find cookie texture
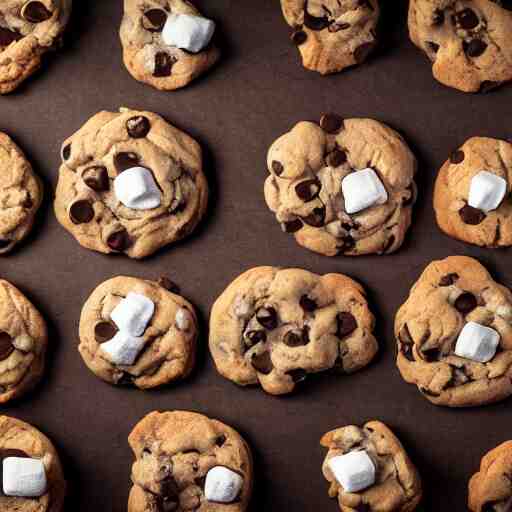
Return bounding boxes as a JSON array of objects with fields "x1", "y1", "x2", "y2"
[
  {"x1": 469, "y1": 441, "x2": 512, "y2": 512},
  {"x1": 209, "y1": 266, "x2": 378, "y2": 395},
  {"x1": 54, "y1": 108, "x2": 208, "y2": 259},
  {"x1": 79, "y1": 276, "x2": 198, "y2": 389},
  {"x1": 264, "y1": 116, "x2": 417, "y2": 256},
  {"x1": 395, "y1": 256, "x2": 512, "y2": 407},
  {"x1": 434, "y1": 137, "x2": 512, "y2": 248},
  {"x1": 120, "y1": 0, "x2": 220, "y2": 91},
  {"x1": 281, "y1": 0, "x2": 379, "y2": 74},
  {"x1": 0, "y1": 132, "x2": 43, "y2": 254},
  {"x1": 128, "y1": 411, "x2": 253, "y2": 512},
  {"x1": 321, "y1": 421, "x2": 422, "y2": 512},
  {"x1": 409, "y1": 0, "x2": 512, "y2": 93},
  {"x1": 0, "y1": 416, "x2": 65, "y2": 512}
]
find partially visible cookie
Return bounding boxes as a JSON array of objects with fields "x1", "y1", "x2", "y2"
[
  {"x1": 281, "y1": 0, "x2": 379, "y2": 74},
  {"x1": 128, "y1": 411, "x2": 253, "y2": 512},
  {"x1": 321, "y1": 420, "x2": 422, "y2": 512}
]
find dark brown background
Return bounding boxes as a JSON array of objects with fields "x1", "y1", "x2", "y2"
[{"x1": 2, "y1": 1, "x2": 512, "y2": 510}]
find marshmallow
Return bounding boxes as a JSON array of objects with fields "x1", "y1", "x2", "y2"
[
  {"x1": 110, "y1": 292, "x2": 155, "y2": 336},
  {"x1": 204, "y1": 466, "x2": 244, "y2": 503},
  {"x1": 342, "y1": 168, "x2": 388, "y2": 214},
  {"x1": 100, "y1": 330, "x2": 145, "y2": 366},
  {"x1": 328, "y1": 450, "x2": 376, "y2": 493},
  {"x1": 175, "y1": 308, "x2": 191, "y2": 331},
  {"x1": 113, "y1": 167, "x2": 161, "y2": 210},
  {"x1": 3, "y1": 457, "x2": 47, "y2": 497},
  {"x1": 468, "y1": 171, "x2": 507, "y2": 213},
  {"x1": 455, "y1": 321, "x2": 500, "y2": 363},
  {"x1": 162, "y1": 13, "x2": 215, "y2": 53}
]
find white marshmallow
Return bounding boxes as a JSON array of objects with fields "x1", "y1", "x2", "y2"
[
  {"x1": 175, "y1": 308, "x2": 191, "y2": 331},
  {"x1": 455, "y1": 321, "x2": 500, "y2": 363},
  {"x1": 3, "y1": 457, "x2": 47, "y2": 497},
  {"x1": 328, "y1": 450, "x2": 376, "y2": 493},
  {"x1": 110, "y1": 292, "x2": 155, "y2": 337},
  {"x1": 342, "y1": 168, "x2": 388, "y2": 214},
  {"x1": 468, "y1": 171, "x2": 507, "y2": 213},
  {"x1": 113, "y1": 167, "x2": 161, "y2": 210},
  {"x1": 100, "y1": 331, "x2": 145, "y2": 366},
  {"x1": 162, "y1": 13, "x2": 215, "y2": 53},
  {"x1": 204, "y1": 466, "x2": 244, "y2": 504}
]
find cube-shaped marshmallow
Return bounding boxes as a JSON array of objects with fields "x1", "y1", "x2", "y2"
[
  {"x1": 110, "y1": 292, "x2": 155, "y2": 337},
  {"x1": 100, "y1": 331, "x2": 145, "y2": 366},
  {"x1": 204, "y1": 466, "x2": 244, "y2": 503},
  {"x1": 455, "y1": 321, "x2": 500, "y2": 363},
  {"x1": 468, "y1": 171, "x2": 507, "y2": 213},
  {"x1": 328, "y1": 450, "x2": 376, "y2": 493},
  {"x1": 342, "y1": 168, "x2": 388, "y2": 214},
  {"x1": 162, "y1": 13, "x2": 215, "y2": 54},
  {"x1": 114, "y1": 167, "x2": 161, "y2": 210},
  {"x1": 3, "y1": 457, "x2": 47, "y2": 497}
]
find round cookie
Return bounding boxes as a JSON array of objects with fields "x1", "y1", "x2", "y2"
[
  {"x1": 128, "y1": 411, "x2": 253, "y2": 512},
  {"x1": 321, "y1": 420, "x2": 422, "y2": 512},
  {"x1": 264, "y1": 115, "x2": 417, "y2": 256},
  {"x1": 0, "y1": 0, "x2": 71, "y2": 94},
  {"x1": 54, "y1": 108, "x2": 209, "y2": 259},
  {"x1": 79, "y1": 276, "x2": 198, "y2": 389},
  {"x1": 395, "y1": 256, "x2": 512, "y2": 407},
  {"x1": 120, "y1": 0, "x2": 220, "y2": 91},
  {"x1": 0, "y1": 416, "x2": 65, "y2": 512},
  {"x1": 434, "y1": 137, "x2": 512, "y2": 248},
  {"x1": 408, "y1": 0, "x2": 512, "y2": 93},
  {"x1": 209, "y1": 266, "x2": 378, "y2": 395},
  {"x1": 0, "y1": 132, "x2": 43, "y2": 254},
  {"x1": 281, "y1": 0, "x2": 379, "y2": 75},
  {"x1": 469, "y1": 441, "x2": 512, "y2": 512}
]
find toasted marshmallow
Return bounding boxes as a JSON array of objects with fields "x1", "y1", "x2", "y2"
[
  {"x1": 100, "y1": 331, "x2": 145, "y2": 366},
  {"x1": 204, "y1": 466, "x2": 244, "y2": 503},
  {"x1": 328, "y1": 450, "x2": 376, "y2": 493},
  {"x1": 110, "y1": 292, "x2": 155, "y2": 337},
  {"x1": 468, "y1": 171, "x2": 507, "y2": 213},
  {"x1": 3, "y1": 457, "x2": 47, "y2": 497},
  {"x1": 455, "y1": 321, "x2": 500, "y2": 363},
  {"x1": 162, "y1": 13, "x2": 215, "y2": 53},
  {"x1": 342, "y1": 168, "x2": 388, "y2": 214},
  {"x1": 114, "y1": 167, "x2": 161, "y2": 210}
]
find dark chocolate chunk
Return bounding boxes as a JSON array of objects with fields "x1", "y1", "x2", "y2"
[
  {"x1": 399, "y1": 324, "x2": 415, "y2": 361},
  {"x1": 245, "y1": 330, "x2": 267, "y2": 346},
  {"x1": 303, "y1": 7, "x2": 330, "y2": 31},
  {"x1": 83, "y1": 166, "x2": 109, "y2": 192},
  {"x1": 22, "y1": 1, "x2": 52, "y2": 23},
  {"x1": 154, "y1": 52, "x2": 176, "y2": 77},
  {"x1": 341, "y1": 235, "x2": 356, "y2": 252},
  {"x1": 283, "y1": 328, "x2": 310, "y2": 347},
  {"x1": 454, "y1": 8, "x2": 479, "y2": 29},
  {"x1": 215, "y1": 434, "x2": 226, "y2": 447},
  {"x1": 126, "y1": 116, "x2": 151, "y2": 138},
  {"x1": 161, "y1": 475, "x2": 179, "y2": 500},
  {"x1": 251, "y1": 351, "x2": 273, "y2": 374},
  {"x1": 62, "y1": 144, "x2": 71, "y2": 161},
  {"x1": 299, "y1": 295, "x2": 317, "y2": 312},
  {"x1": 114, "y1": 152, "x2": 139, "y2": 173},
  {"x1": 256, "y1": 307, "x2": 278, "y2": 330},
  {"x1": 459, "y1": 205, "x2": 486, "y2": 225},
  {"x1": 421, "y1": 347, "x2": 440, "y2": 362},
  {"x1": 420, "y1": 387, "x2": 440, "y2": 397},
  {"x1": 0, "y1": 27, "x2": 21, "y2": 46},
  {"x1": 454, "y1": 292, "x2": 478, "y2": 315},
  {"x1": 439, "y1": 273, "x2": 459, "y2": 286},
  {"x1": 157, "y1": 277, "x2": 180, "y2": 294},
  {"x1": 272, "y1": 160, "x2": 284, "y2": 176},
  {"x1": 320, "y1": 114, "x2": 344, "y2": 134},
  {"x1": 464, "y1": 39, "x2": 487, "y2": 58},
  {"x1": 107, "y1": 229, "x2": 130, "y2": 252},
  {"x1": 336, "y1": 312, "x2": 357, "y2": 338},
  {"x1": 450, "y1": 150, "x2": 464, "y2": 164},
  {"x1": 295, "y1": 179, "x2": 321, "y2": 202},
  {"x1": 427, "y1": 41, "x2": 440, "y2": 53},
  {"x1": 480, "y1": 81, "x2": 499, "y2": 93},
  {"x1": 69, "y1": 200, "x2": 94, "y2": 224},
  {"x1": 284, "y1": 219, "x2": 303, "y2": 233},
  {"x1": 302, "y1": 206, "x2": 326, "y2": 227},
  {"x1": 433, "y1": 8, "x2": 445, "y2": 25},
  {"x1": 94, "y1": 321, "x2": 118, "y2": 343},
  {"x1": 291, "y1": 29, "x2": 307, "y2": 45},
  {"x1": 326, "y1": 149, "x2": 347, "y2": 167},
  {"x1": 0, "y1": 332, "x2": 14, "y2": 361},
  {"x1": 144, "y1": 9, "x2": 167, "y2": 32},
  {"x1": 287, "y1": 368, "x2": 307, "y2": 383},
  {"x1": 329, "y1": 22, "x2": 350, "y2": 32}
]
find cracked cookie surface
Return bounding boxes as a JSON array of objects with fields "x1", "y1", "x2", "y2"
[
  {"x1": 209, "y1": 266, "x2": 378, "y2": 395},
  {"x1": 264, "y1": 116, "x2": 417, "y2": 256},
  {"x1": 128, "y1": 410, "x2": 253, "y2": 512},
  {"x1": 54, "y1": 108, "x2": 208, "y2": 259},
  {"x1": 281, "y1": 0, "x2": 379, "y2": 74},
  {"x1": 395, "y1": 256, "x2": 512, "y2": 407}
]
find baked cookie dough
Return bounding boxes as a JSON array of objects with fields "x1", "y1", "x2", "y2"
[
  {"x1": 434, "y1": 137, "x2": 512, "y2": 248},
  {"x1": 469, "y1": 441, "x2": 512, "y2": 512},
  {"x1": 209, "y1": 266, "x2": 378, "y2": 395},
  {"x1": 54, "y1": 108, "x2": 209, "y2": 259},
  {"x1": 128, "y1": 411, "x2": 253, "y2": 512},
  {"x1": 0, "y1": 132, "x2": 43, "y2": 254},
  {"x1": 321, "y1": 421, "x2": 422, "y2": 512},
  {"x1": 0, "y1": 416, "x2": 65, "y2": 512},
  {"x1": 409, "y1": 0, "x2": 512, "y2": 93},
  {"x1": 281, "y1": 0, "x2": 379, "y2": 74},
  {"x1": 79, "y1": 276, "x2": 198, "y2": 389},
  {"x1": 264, "y1": 115, "x2": 417, "y2": 256},
  {"x1": 120, "y1": 0, "x2": 220, "y2": 91},
  {"x1": 0, "y1": 0, "x2": 71, "y2": 94},
  {"x1": 395, "y1": 256, "x2": 512, "y2": 407}
]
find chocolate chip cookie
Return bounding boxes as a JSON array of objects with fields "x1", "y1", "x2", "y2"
[
  {"x1": 395, "y1": 256, "x2": 512, "y2": 407},
  {"x1": 79, "y1": 276, "x2": 198, "y2": 389},
  {"x1": 209, "y1": 266, "x2": 378, "y2": 395},
  {"x1": 120, "y1": 0, "x2": 220, "y2": 91},
  {"x1": 434, "y1": 137, "x2": 512, "y2": 248},
  {"x1": 128, "y1": 411, "x2": 253, "y2": 511},
  {"x1": 281, "y1": 0, "x2": 379, "y2": 74},
  {"x1": 0, "y1": 132, "x2": 43, "y2": 254},
  {"x1": 264, "y1": 115, "x2": 417, "y2": 256},
  {"x1": 469, "y1": 441, "x2": 512, "y2": 512},
  {"x1": 409, "y1": 0, "x2": 512, "y2": 93},
  {"x1": 321, "y1": 420, "x2": 422, "y2": 512},
  {"x1": 54, "y1": 108, "x2": 209, "y2": 259}
]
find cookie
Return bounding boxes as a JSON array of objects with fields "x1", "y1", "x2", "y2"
[
  {"x1": 79, "y1": 276, "x2": 198, "y2": 389},
  {"x1": 120, "y1": 0, "x2": 220, "y2": 91},
  {"x1": 321, "y1": 420, "x2": 422, "y2": 512},
  {"x1": 281, "y1": 0, "x2": 379, "y2": 75},
  {"x1": 0, "y1": 132, "x2": 43, "y2": 254},
  {"x1": 408, "y1": 0, "x2": 512, "y2": 93},
  {"x1": 395, "y1": 256, "x2": 512, "y2": 407},
  {"x1": 128, "y1": 411, "x2": 253, "y2": 511},
  {"x1": 264, "y1": 115, "x2": 417, "y2": 256},
  {"x1": 0, "y1": 416, "x2": 65, "y2": 512},
  {"x1": 54, "y1": 108, "x2": 209, "y2": 259},
  {"x1": 0, "y1": 0, "x2": 71, "y2": 94},
  {"x1": 434, "y1": 137, "x2": 512, "y2": 248},
  {"x1": 469, "y1": 441, "x2": 512, "y2": 512},
  {"x1": 209, "y1": 266, "x2": 378, "y2": 395}
]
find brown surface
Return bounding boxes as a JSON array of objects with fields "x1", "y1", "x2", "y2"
[{"x1": 1, "y1": 1, "x2": 511, "y2": 510}]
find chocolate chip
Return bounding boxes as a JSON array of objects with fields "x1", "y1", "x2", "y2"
[
  {"x1": 215, "y1": 435, "x2": 226, "y2": 447},
  {"x1": 421, "y1": 347, "x2": 440, "y2": 362},
  {"x1": 326, "y1": 149, "x2": 347, "y2": 167},
  {"x1": 420, "y1": 387, "x2": 440, "y2": 397},
  {"x1": 284, "y1": 219, "x2": 303, "y2": 233},
  {"x1": 114, "y1": 152, "x2": 139, "y2": 173},
  {"x1": 295, "y1": 179, "x2": 321, "y2": 202},
  {"x1": 245, "y1": 330, "x2": 267, "y2": 346},
  {"x1": 302, "y1": 206, "x2": 326, "y2": 227},
  {"x1": 161, "y1": 476, "x2": 179, "y2": 500},
  {"x1": 464, "y1": 39, "x2": 487, "y2": 58},
  {"x1": 117, "y1": 372, "x2": 134, "y2": 385},
  {"x1": 382, "y1": 234, "x2": 395, "y2": 253},
  {"x1": 427, "y1": 41, "x2": 440, "y2": 53},
  {"x1": 402, "y1": 184, "x2": 415, "y2": 206},
  {"x1": 251, "y1": 351, "x2": 273, "y2": 374},
  {"x1": 341, "y1": 235, "x2": 356, "y2": 252},
  {"x1": 454, "y1": 292, "x2": 477, "y2": 315},
  {"x1": 256, "y1": 307, "x2": 278, "y2": 330},
  {"x1": 0, "y1": 332, "x2": 14, "y2": 361},
  {"x1": 126, "y1": 116, "x2": 150, "y2": 138},
  {"x1": 329, "y1": 22, "x2": 350, "y2": 32},
  {"x1": 303, "y1": 9, "x2": 330, "y2": 31},
  {"x1": 144, "y1": 9, "x2": 167, "y2": 32},
  {"x1": 354, "y1": 42, "x2": 375, "y2": 64},
  {"x1": 154, "y1": 52, "x2": 176, "y2": 77},
  {"x1": 330, "y1": 356, "x2": 345, "y2": 374},
  {"x1": 300, "y1": 295, "x2": 317, "y2": 312},
  {"x1": 272, "y1": 160, "x2": 284, "y2": 176},
  {"x1": 399, "y1": 324, "x2": 415, "y2": 361},
  {"x1": 0, "y1": 449, "x2": 29, "y2": 460},
  {"x1": 107, "y1": 229, "x2": 130, "y2": 252},
  {"x1": 0, "y1": 27, "x2": 21, "y2": 46},
  {"x1": 320, "y1": 114, "x2": 344, "y2": 134},
  {"x1": 291, "y1": 29, "x2": 307, "y2": 45},
  {"x1": 83, "y1": 166, "x2": 109, "y2": 192},
  {"x1": 69, "y1": 200, "x2": 94, "y2": 224},
  {"x1": 480, "y1": 81, "x2": 499, "y2": 93},
  {"x1": 22, "y1": 1, "x2": 52, "y2": 23},
  {"x1": 283, "y1": 328, "x2": 309, "y2": 347},
  {"x1": 439, "y1": 273, "x2": 459, "y2": 286},
  {"x1": 459, "y1": 205, "x2": 486, "y2": 225},
  {"x1": 157, "y1": 277, "x2": 180, "y2": 294},
  {"x1": 336, "y1": 312, "x2": 357, "y2": 338},
  {"x1": 287, "y1": 368, "x2": 307, "y2": 383},
  {"x1": 433, "y1": 8, "x2": 445, "y2": 25},
  {"x1": 455, "y1": 8, "x2": 479, "y2": 29},
  {"x1": 94, "y1": 321, "x2": 118, "y2": 343},
  {"x1": 62, "y1": 144, "x2": 71, "y2": 161},
  {"x1": 450, "y1": 150, "x2": 464, "y2": 164}
]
